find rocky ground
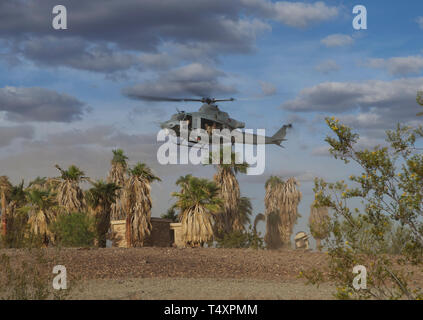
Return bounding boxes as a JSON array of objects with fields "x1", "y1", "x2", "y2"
[{"x1": 0, "y1": 247, "x2": 421, "y2": 299}]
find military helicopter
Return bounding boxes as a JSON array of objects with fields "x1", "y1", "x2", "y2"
[{"x1": 144, "y1": 96, "x2": 292, "y2": 147}]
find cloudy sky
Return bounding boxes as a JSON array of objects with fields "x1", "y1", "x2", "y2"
[{"x1": 1, "y1": 0, "x2": 423, "y2": 236}]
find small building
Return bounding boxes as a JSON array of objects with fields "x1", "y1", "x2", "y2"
[{"x1": 110, "y1": 218, "x2": 184, "y2": 248}]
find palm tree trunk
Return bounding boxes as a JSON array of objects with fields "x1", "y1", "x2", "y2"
[
  {"x1": 1, "y1": 191, "x2": 7, "y2": 237},
  {"x1": 126, "y1": 213, "x2": 132, "y2": 248},
  {"x1": 316, "y1": 238, "x2": 321, "y2": 251}
]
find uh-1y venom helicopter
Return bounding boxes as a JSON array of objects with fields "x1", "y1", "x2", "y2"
[{"x1": 145, "y1": 96, "x2": 292, "y2": 147}]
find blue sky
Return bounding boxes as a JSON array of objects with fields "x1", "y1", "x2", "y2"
[{"x1": 1, "y1": 0, "x2": 423, "y2": 239}]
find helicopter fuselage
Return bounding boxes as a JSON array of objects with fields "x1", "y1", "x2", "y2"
[
  {"x1": 160, "y1": 103, "x2": 245, "y2": 132},
  {"x1": 159, "y1": 101, "x2": 291, "y2": 147}
]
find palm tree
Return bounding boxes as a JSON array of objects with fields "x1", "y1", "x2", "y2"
[
  {"x1": 175, "y1": 174, "x2": 193, "y2": 194},
  {"x1": 161, "y1": 207, "x2": 179, "y2": 222},
  {"x1": 27, "y1": 177, "x2": 48, "y2": 190},
  {"x1": 264, "y1": 176, "x2": 302, "y2": 248},
  {"x1": 172, "y1": 176, "x2": 222, "y2": 247},
  {"x1": 24, "y1": 189, "x2": 57, "y2": 246},
  {"x1": 54, "y1": 165, "x2": 87, "y2": 214},
  {"x1": 108, "y1": 149, "x2": 128, "y2": 220},
  {"x1": 264, "y1": 176, "x2": 283, "y2": 249},
  {"x1": 86, "y1": 180, "x2": 119, "y2": 247},
  {"x1": 237, "y1": 196, "x2": 253, "y2": 228},
  {"x1": 279, "y1": 177, "x2": 302, "y2": 247},
  {"x1": 309, "y1": 204, "x2": 330, "y2": 250},
  {"x1": 0, "y1": 176, "x2": 12, "y2": 237},
  {"x1": 6, "y1": 180, "x2": 26, "y2": 218},
  {"x1": 169, "y1": 174, "x2": 194, "y2": 222},
  {"x1": 207, "y1": 149, "x2": 248, "y2": 236},
  {"x1": 124, "y1": 163, "x2": 160, "y2": 247},
  {"x1": 265, "y1": 211, "x2": 284, "y2": 249}
]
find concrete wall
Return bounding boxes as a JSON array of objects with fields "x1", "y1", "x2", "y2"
[
  {"x1": 110, "y1": 220, "x2": 127, "y2": 248},
  {"x1": 170, "y1": 223, "x2": 184, "y2": 248},
  {"x1": 111, "y1": 218, "x2": 183, "y2": 248}
]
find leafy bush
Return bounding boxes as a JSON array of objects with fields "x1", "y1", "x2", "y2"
[
  {"x1": 216, "y1": 226, "x2": 264, "y2": 249},
  {"x1": 51, "y1": 212, "x2": 95, "y2": 247},
  {"x1": 336, "y1": 215, "x2": 413, "y2": 255},
  {"x1": 306, "y1": 117, "x2": 423, "y2": 299}
]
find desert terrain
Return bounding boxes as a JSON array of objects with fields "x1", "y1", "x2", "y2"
[{"x1": 1, "y1": 247, "x2": 422, "y2": 300}]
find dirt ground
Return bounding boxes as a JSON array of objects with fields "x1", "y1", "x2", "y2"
[{"x1": 0, "y1": 247, "x2": 420, "y2": 299}]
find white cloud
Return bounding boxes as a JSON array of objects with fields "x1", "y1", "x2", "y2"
[
  {"x1": 0, "y1": 86, "x2": 86, "y2": 122},
  {"x1": 259, "y1": 81, "x2": 277, "y2": 96},
  {"x1": 315, "y1": 59, "x2": 340, "y2": 74},
  {"x1": 272, "y1": 1, "x2": 338, "y2": 28},
  {"x1": 123, "y1": 63, "x2": 236, "y2": 99},
  {"x1": 366, "y1": 55, "x2": 423, "y2": 76},
  {"x1": 281, "y1": 78, "x2": 423, "y2": 134},
  {"x1": 321, "y1": 34, "x2": 354, "y2": 47},
  {"x1": 416, "y1": 16, "x2": 423, "y2": 29},
  {"x1": 242, "y1": 0, "x2": 339, "y2": 28}
]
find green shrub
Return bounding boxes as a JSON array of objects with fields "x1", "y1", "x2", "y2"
[
  {"x1": 51, "y1": 212, "x2": 95, "y2": 247},
  {"x1": 216, "y1": 226, "x2": 264, "y2": 249}
]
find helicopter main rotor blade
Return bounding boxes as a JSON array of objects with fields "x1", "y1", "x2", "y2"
[
  {"x1": 126, "y1": 95, "x2": 235, "y2": 103},
  {"x1": 213, "y1": 98, "x2": 235, "y2": 102},
  {"x1": 127, "y1": 95, "x2": 204, "y2": 102}
]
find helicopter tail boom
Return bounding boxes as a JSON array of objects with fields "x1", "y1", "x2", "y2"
[{"x1": 270, "y1": 123, "x2": 292, "y2": 146}]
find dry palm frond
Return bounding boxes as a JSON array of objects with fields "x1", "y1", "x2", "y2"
[
  {"x1": 123, "y1": 163, "x2": 160, "y2": 247},
  {"x1": 108, "y1": 162, "x2": 127, "y2": 220},
  {"x1": 27, "y1": 177, "x2": 47, "y2": 190},
  {"x1": 180, "y1": 205, "x2": 214, "y2": 246},
  {"x1": 86, "y1": 180, "x2": 119, "y2": 247},
  {"x1": 264, "y1": 176, "x2": 302, "y2": 248},
  {"x1": 124, "y1": 176, "x2": 152, "y2": 247},
  {"x1": 209, "y1": 149, "x2": 248, "y2": 236},
  {"x1": 309, "y1": 204, "x2": 330, "y2": 249},
  {"x1": 213, "y1": 166, "x2": 240, "y2": 234},
  {"x1": 278, "y1": 177, "x2": 302, "y2": 246},
  {"x1": 234, "y1": 196, "x2": 252, "y2": 231},
  {"x1": 24, "y1": 189, "x2": 57, "y2": 245},
  {"x1": 27, "y1": 209, "x2": 55, "y2": 242},
  {"x1": 0, "y1": 176, "x2": 12, "y2": 206},
  {"x1": 172, "y1": 176, "x2": 221, "y2": 247},
  {"x1": 5, "y1": 180, "x2": 26, "y2": 218},
  {"x1": 55, "y1": 165, "x2": 87, "y2": 214},
  {"x1": 0, "y1": 176, "x2": 13, "y2": 236},
  {"x1": 56, "y1": 180, "x2": 86, "y2": 213},
  {"x1": 264, "y1": 176, "x2": 282, "y2": 217},
  {"x1": 264, "y1": 176, "x2": 283, "y2": 249}
]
